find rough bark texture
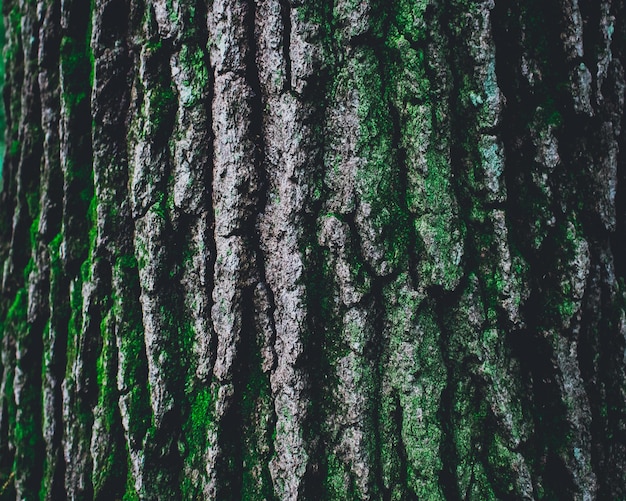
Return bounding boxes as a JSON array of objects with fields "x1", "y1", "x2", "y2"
[{"x1": 1, "y1": 0, "x2": 626, "y2": 499}]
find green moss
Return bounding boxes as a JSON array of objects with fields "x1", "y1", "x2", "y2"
[
  {"x1": 541, "y1": 97, "x2": 562, "y2": 127},
  {"x1": 180, "y1": 384, "x2": 215, "y2": 499},
  {"x1": 113, "y1": 255, "x2": 152, "y2": 445},
  {"x1": 389, "y1": 2, "x2": 465, "y2": 290},
  {"x1": 178, "y1": 45, "x2": 209, "y2": 108},
  {"x1": 65, "y1": 274, "x2": 84, "y2": 386},
  {"x1": 323, "y1": 452, "x2": 362, "y2": 500},
  {"x1": 451, "y1": 381, "x2": 485, "y2": 495},
  {"x1": 48, "y1": 232, "x2": 63, "y2": 261},
  {"x1": 6, "y1": 288, "x2": 44, "y2": 497},
  {"x1": 60, "y1": 36, "x2": 91, "y2": 113},
  {"x1": 6, "y1": 289, "x2": 27, "y2": 337},
  {"x1": 325, "y1": 452, "x2": 346, "y2": 498},
  {"x1": 149, "y1": 191, "x2": 168, "y2": 221},
  {"x1": 77, "y1": 196, "x2": 98, "y2": 288},
  {"x1": 379, "y1": 391, "x2": 401, "y2": 493},
  {"x1": 29, "y1": 211, "x2": 40, "y2": 245},
  {"x1": 147, "y1": 85, "x2": 176, "y2": 133},
  {"x1": 296, "y1": 0, "x2": 333, "y2": 36},
  {"x1": 467, "y1": 463, "x2": 498, "y2": 501},
  {"x1": 142, "y1": 41, "x2": 177, "y2": 140},
  {"x1": 393, "y1": 0, "x2": 429, "y2": 42},
  {"x1": 188, "y1": 387, "x2": 214, "y2": 447},
  {"x1": 95, "y1": 312, "x2": 109, "y2": 399},
  {"x1": 122, "y1": 464, "x2": 140, "y2": 501},
  {"x1": 5, "y1": 6, "x2": 21, "y2": 70},
  {"x1": 8, "y1": 5, "x2": 21, "y2": 32},
  {"x1": 9, "y1": 140, "x2": 19, "y2": 158},
  {"x1": 350, "y1": 48, "x2": 411, "y2": 271},
  {"x1": 382, "y1": 279, "x2": 446, "y2": 499},
  {"x1": 92, "y1": 310, "x2": 129, "y2": 499}
]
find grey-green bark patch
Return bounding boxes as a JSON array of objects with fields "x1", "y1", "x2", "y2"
[
  {"x1": 92, "y1": 309, "x2": 128, "y2": 500},
  {"x1": 350, "y1": 48, "x2": 410, "y2": 274},
  {"x1": 143, "y1": 40, "x2": 177, "y2": 141},
  {"x1": 180, "y1": 385, "x2": 215, "y2": 499},
  {"x1": 177, "y1": 45, "x2": 210, "y2": 109},
  {"x1": 382, "y1": 278, "x2": 446, "y2": 499},
  {"x1": 114, "y1": 255, "x2": 152, "y2": 444},
  {"x1": 60, "y1": 36, "x2": 91, "y2": 114}
]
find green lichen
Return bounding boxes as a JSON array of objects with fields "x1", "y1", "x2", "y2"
[
  {"x1": 179, "y1": 317, "x2": 214, "y2": 499},
  {"x1": 179, "y1": 381, "x2": 214, "y2": 498},
  {"x1": 5, "y1": 6, "x2": 21, "y2": 70},
  {"x1": 296, "y1": 0, "x2": 333, "y2": 37},
  {"x1": 9, "y1": 140, "x2": 19, "y2": 158},
  {"x1": 325, "y1": 452, "x2": 347, "y2": 498},
  {"x1": 392, "y1": 0, "x2": 429, "y2": 43},
  {"x1": 147, "y1": 84, "x2": 176, "y2": 136}
]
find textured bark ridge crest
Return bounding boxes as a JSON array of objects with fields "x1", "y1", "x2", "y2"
[{"x1": 0, "y1": 0, "x2": 625, "y2": 499}]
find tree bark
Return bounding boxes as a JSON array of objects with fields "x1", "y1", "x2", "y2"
[{"x1": 1, "y1": 0, "x2": 625, "y2": 499}]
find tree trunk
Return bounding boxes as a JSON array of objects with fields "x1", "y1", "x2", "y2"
[{"x1": 1, "y1": 0, "x2": 625, "y2": 499}]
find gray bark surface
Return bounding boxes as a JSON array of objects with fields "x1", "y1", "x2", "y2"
[{"x1": 0, "y1": 0, "x2": 625, "y2": 499}]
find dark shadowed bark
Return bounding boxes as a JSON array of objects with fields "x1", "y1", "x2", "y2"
[{"x1": 0, "y1": 0, "x2": 625, "y2": 499}]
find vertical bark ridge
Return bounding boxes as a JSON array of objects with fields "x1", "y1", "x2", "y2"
[
  {"x1": 131, "y1": 23, "x2": 188, "y2": 501},
  {"x1": 492, "y1": 0, "x2": 626, "y2": 499},
  {"x1": 576, "y1": 1, "x2": 626, "y2": 498},
  {"x1": 232, "y1": 1, "x2": 276, "y2": 498},
  {"x1": 492, "y1": 5, "x2": 571, "y2": 499},
  {"x1": 606, "y1": 1, "x2": 626, "y2": 498},
  {"x1": 310, "y1": 1, "x2": 377, "y2": 497},
  {"x1": 0, "y1": 0, "x2": 23, "y2": 253},
  {"x1": 255, "y1": 0, "x2": 333, "y2": 496},
  {"x1": 89, "y1": 0, "x2": 135, "y2": 499},
  {"x1": 444, "y1": 2, "x2": 535, "y2": 499},
  {"x1": 149, "y1": 1, "x2": 216, "y2": 498},
  {"x1": 37, "y1": 1, "x2": 65, "y2": 498},
  {"x1": 6, "y1": 0, "x2": 47, "y2": 498},
  {"x1": 58, "y1": 0, "x2": 98, "y2": 496},
  {"x1": 206, "y1": 0, "x2": 274, "y2": 497},
  {"x1": 125, "y1": 2, "x2": 178, "y2": 497}
]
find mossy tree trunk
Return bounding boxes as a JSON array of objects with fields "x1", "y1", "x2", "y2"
[{"x1": 1, "y1": 0, "x2": 626, "y2": 499}]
